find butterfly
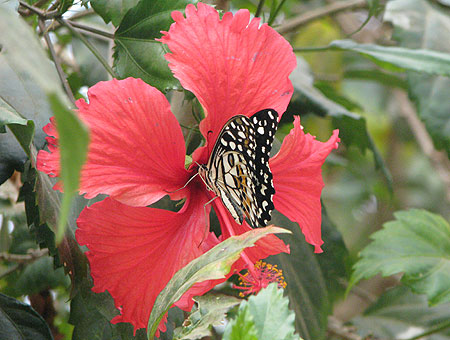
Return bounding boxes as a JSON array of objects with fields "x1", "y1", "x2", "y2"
[{"x1": 198, "y1": 109, "x2": 278, "y2": 228}]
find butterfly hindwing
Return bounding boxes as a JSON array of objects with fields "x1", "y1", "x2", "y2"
[
  {"x1": 202, "y1": 109, "x2": 278, "y2": 227},
  {"x1": 250, "y1": 109, "x2": 278, "y2": 225}
]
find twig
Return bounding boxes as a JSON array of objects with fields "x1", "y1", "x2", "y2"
[
  {"x1": 394, "y1": 90, "x2": 450, "y2": 201},
  {"x1": 255, "y1": 0, "x2": 265, "y2": 17},
  {"x1": 328, "y1": 316, "x2": 364, "y2": 340},
  {"x1": 0, "y1": 264, "x2": 20, "y2": 279},
  {"x1": 276, "y1": 0, "x2": 367, "y2": 34},
  {"x1": 19, "y1": 0, "x2": 59, "y2": 19},
  {"x1": 66, "y1": 20, "x2": 114, "y2": 40},
  {"x1": 38, "y1": 19, "x2": 76, "y2": 106},
  {"x1": 58, "y1": 18, "x2": 117, "y2": 78},
  {"x1": 0, "y1": 248, "x2": 49, "y2": 263}
]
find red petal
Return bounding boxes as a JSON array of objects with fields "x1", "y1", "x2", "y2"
[
  {"x1": 270, "y1": 117, "x2": 340, "y2": 253},
  {"x1": 37, "y1": 78, "x2": 190, "y2": 206},
  {"x1": 76, "y1": 183, "x2": 212, "y2": 333},
  {"x1": 159, "y1": 3, "x2": 296, "y2": 146}
]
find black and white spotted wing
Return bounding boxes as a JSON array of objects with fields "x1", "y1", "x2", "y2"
[{"x1": 198, "y1": 109, "x2": 278, "y2": 228}]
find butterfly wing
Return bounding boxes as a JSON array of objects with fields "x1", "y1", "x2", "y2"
[
  {"x1": 249, "y1": 109, "x2": 278, "y2": 226},
  {"x1": 206, "y1": 115, "x2": 260, "y2": 226}
]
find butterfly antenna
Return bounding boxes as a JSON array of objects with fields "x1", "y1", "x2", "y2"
[{"x1": 165, "y1": 173, "x2": 199, "y2": 193}]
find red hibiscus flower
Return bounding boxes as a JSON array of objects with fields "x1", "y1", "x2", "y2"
[{"x1": 37, "y1": 2, "x2": 339, "y2": 334}]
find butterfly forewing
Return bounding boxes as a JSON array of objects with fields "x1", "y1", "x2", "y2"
[{"x1": 201, "y1": 109, "x2": 278, "y2": 227}]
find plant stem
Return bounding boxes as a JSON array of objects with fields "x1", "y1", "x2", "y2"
[
  {"x1": 0, "y1": 248, "x2": 49, "y2": 263},
  {"x1": 276, "y1": 0, "x2": 366, "y2": 34},
  {"x1": 67, "y1": 20, "x2": 114, "y2": 40},
  {"x1": 19, "y1": 0, "x2": 59, "y2": 19},
  {"x1": 293, "y1": 45, "x2": 333, "y2": 52},
  {"x1": 254, "y1": 0, "x2": 265, "y2": 18},
  {"x1": 58, "y1": 18, "x2": 117, "y2": 78},
  {"x1": 38, "y1": 19, "x2": 76, "y2": 106},
  {"x1": 268, "y1": 0, "x2": 287, "y2": 26}
]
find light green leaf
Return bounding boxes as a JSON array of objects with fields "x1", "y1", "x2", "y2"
[
  {"x1": 353, "y1": 286, "x2": 450, "y2": 340},
  {"x1": 0, "y1": 293, "x2": 54, "y2": 340},
  {"x1": 90, "y1": 0, "x2": 139, "y2": 26},
  {"x1": 289, "y1": 57, "x2": 393, "y2": 190},
  {"x1": 147, "y1": 226, "x2": 290, "y2": 339},
  {"x1": 349, "y1": 209, "x2": 450, "y2": 306},
  {"x1": 174, "y1": 294, "x2": 241, "y2": 340},
  {"x1": 114, "y1": 0, "x2": 196, "y2": 92},
  {"x1": 329, "y1": 39, "x2": 450, "y2": 76},
  {"x1": 384, "y1": 0, "x2": 450, "y2": 156},
  {"x1": 0, "y1": 7, "x2": 61, "y2": 182},
  {"x1": 223, "y1": 304, "x2": 258, "y2": 340},
  {"x1": 224, "y1": 284, "x2": 302, "y2": 340},
  {"x1": 47, "y1": 94, "x2": 89, "y2": 244}
]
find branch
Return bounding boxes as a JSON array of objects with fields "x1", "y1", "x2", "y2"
[
  {"x1": 276, "y1": 0, "x2": 367, "y2": 34},
  {"x1": 57, "y1": 18, "x2": 117, "y2": 78},
  {"x1": 19, "y1": 0, "x2": 59, "y2": 19},
  {"x1": 394, "y1": 90, "x2": 450, "y2": 201},
  {"x1": 66, "y1": 20, "x2": 114, "y2": 40},
  {"x1": 0, "y1": 248, "x2": 49, "y2": 264},
  {"x1": 38, "y1": 19, "x2": 76, "y2": 106}
]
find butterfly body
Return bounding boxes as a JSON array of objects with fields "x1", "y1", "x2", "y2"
[{"x1": 198, "y1": 109, "x2": 278, "y2": 227}]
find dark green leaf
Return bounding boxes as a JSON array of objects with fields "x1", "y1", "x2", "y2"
[
  {"x1": 288, "y1": 58, "x2": 393, "y2": 190},
  {"x1": 268, "y1": 211, "x2": 329, "y2": 340},
  {"x1": 91, "y1": 0, "x2": 140, "y2": 26},
  {"x1": 0, "y1": 293, "x2": 53, "y2": 340},
  {"x1": 223, "y1": 304, "x2": 258, "y2": 340},
  {"x1": 225, "y1": 284, "x2": 302, "y2": 340},
  {"x1": 316, "y1": 206, "x2": 349, "y2": 302},
  {"x1": 349, "y1": 209, "x2": 450, "y2": 306},
  {"x1": 14, "y1": 256, "x2": 69, "y2": 296},
  {"x1": 384, "y1": 0, "x2": 450, "y2": 156},
  {"x1": 353, "y1": 286, "x2": 450, "y2": 340},
  {"x1": 147, "y1": 226, "x2": 290, "y2": 339},
  {"x1": 114, "y1": 0, "x2": 196, "y2": 92},
  {"x1": 174, "y1": 293, "x2": 241, "y2": 340},
  {"x1": 328, "y1": 39, "x2": 450, "y2": 76}
]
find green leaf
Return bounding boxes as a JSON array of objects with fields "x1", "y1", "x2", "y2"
[
  {"x1": 91, "y1": 0, "x2": 140, "y2": 26},
  {"x1": 328, "y1": 39, "x2": 450, "y2": 76},
  {"x1": 288, "y1": 57, "x2": 393, "y2": 191},
  {"x1": 352, "y1": 286, "x2": 450, "y2": 340},
  {"x1": 225, "y1": 284, "x2": 302, "y2": 340},
  {"x1": 174, "y1": 293, "x2": 241, "y2": 340},
  {"x1": 47, "y1": 94, "x2": 89, "y2": 244},
  {"x1": 15, "y1": 256, "x2": 69, "y2": 296},
  {"x1": 223, "y1": 304, "x2": 258, "y2": 340},
  {"x1": 0, "y1": 7, "x2": 62, "y2": 183},
  {"x1": 147, "y1": 226, "x2": 290, "y2": 339},
  {"x1": 114, "y1": 0, "x2": 196, "y2": 92},
  {"x1": 343, "y1": 69, "x2": 408, "y2": 90},
  {"x1": 349, "y1": 209, "x2": 450, "y2": 306},
  {"x1": 70, "y1": 276, "x2": 148, "y2": 340},
  {"x1": 268, "y1": 211, "x2": 329, "y2": 340},
  {"x1": 384, "y1": 0, "x2": 450, "y2": 156},
  {"x1": 0, "y1": 293, "x2": 54, "y2": 340}
]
